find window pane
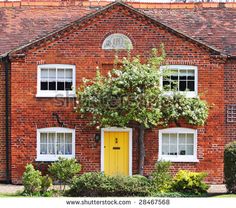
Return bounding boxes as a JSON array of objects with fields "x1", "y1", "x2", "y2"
[
  {"x1": 187, "y1": 134, "x2": 194, "y2": 144},
  {"x1": 162, "y1": 134, "x2": 169, "y2": 144},
  {"x1": 186, "y1": 145, "x2": 194, "y2": 155},
  {"x1": 57, "y1": 133, "x2": 65, "y2": 155},
  {"x1": 187, "y1": 70, "x2": 195, "y2": 80},
  {"x1": 65, "y1": 133, "x2": 72, "y2": 143},
  {"x1": 41, "y1": 69, "x2": 48, "y2": 79},
  {"x1": 170, "y1": 134, "x2": 177, "y2": 145},
  {"x1": 48, "y1": 69, "x2": 56, "y2": 90},
  {"x1": 40, "y1": 133, "x2": 47, "y2": 143},
  {"x1": 57, "y1": 133, "x2": 64, "y2": 143},
  {"x1": 179, "y1": 134, "x2": 186, "y2": 144},
  {"x1": 179, "y1": 81, "x2": 187, "y2": 91},
  {"x1": 48, "y1": 133, "x2": 55, "y2": 143},
  {"x1": 179, "y1": 70, "x2": 187, "y2": 80},
  {"x1": 48, "y1": 143, "x2": 55, "y2": 154},
  {"x1": 65, "y1": 82, "x2": 72, "y2": 91},
  {"x1": 179, "y1": 145, "x2": 186, "y2": 155},
  {"x1": 49, "y1": 69, "x2": 56, "y2": 79},
  {"x1": 57, "y1": 143, "x2": 65, "y2": 155},
  {"x1": 65, "y1": 69, "x2": 72, "y2": 79},
  {"x1": 169, "y1": 145, "x2": 177, "y2": 155},
  {"x1": 40, "y1": 144, "x2": 47, "y2": 154},
  {"x1": 170, "y1": 75, "x2": 178, "y2": 81},
  {"x1": 41, "y1": 69, "x2": 48, "y2": 91},
  {"x1": 48, "y1": 133, "x2": 55, "y2": 154},
  {"x1": 187, "y1": 81, "x2": 194, "y2": 91},
  {"x1": 41, "y1": 81, "x2": 48, "y2": 90},
  {"x1": 65, "y1": 144, "x2": 72, "y2": 155},
  {"x1": 162, "y1": 145, "x2": 169, "y2": 155},
  {"x1": 58, "y1": 69, "x2": 64, "y2": 79},
  {"x1": 57, "y1": 81, "x2": 65, "y2": 90}
]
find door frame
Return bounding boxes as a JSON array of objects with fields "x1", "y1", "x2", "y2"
[{"x1": 101, "y1": 127, "x2": 132, "y2": 176}]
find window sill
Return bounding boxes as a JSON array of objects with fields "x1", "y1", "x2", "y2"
[
  {"x1": 36, "y1": 155, "x2": 75, "y2": 162},
  {"x1": 163, "y1": 91, "x2": 198, "y2": 98},
  {"x1": 158, "y1": 156, "x2": 199, "y2": 163}
]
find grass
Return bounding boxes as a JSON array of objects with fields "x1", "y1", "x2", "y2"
[
  {"x1": 212, "y1": 194, "x2": 236, "y2": 198},
  {"x1": 0, "y1": 190, "x2": 23, "y2": 197},
  {"x1": 0, "y1": 193, "x2": 21, "y2": 197}
]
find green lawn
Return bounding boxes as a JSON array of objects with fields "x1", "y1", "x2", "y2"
[
  {"x1": 0, "y1": 193, "x2": 20, "y2": 197},
  {"x1": 212, "y1": 194, "x2": 236, "y2": 198}
]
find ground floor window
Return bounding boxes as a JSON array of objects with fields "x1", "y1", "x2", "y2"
[
  {"x1": 36, "y1": 127, "x2": 75, "y2": 161},
  {"x1": 158, "y1": 128, "x2": 198, "y2": 162}
]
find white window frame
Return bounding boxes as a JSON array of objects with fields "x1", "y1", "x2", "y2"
[
  {"x1": 160, "y1": 65, "x2": 198, "y2": 98},
  {"x1": 36, "y1": 64, "x2": 76, "y2": 98},
  {"x1": 36, "y1": 127, "x2": 75, "y2": 162},
  {"x1": 158, "y1": 127, "x2": 199, "y2": 163}
]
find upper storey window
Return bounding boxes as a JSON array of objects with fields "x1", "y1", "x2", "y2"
[
  {"x1": 37, "y1": 64, "x2": 76, "y2": 97},
  {"x1": 102, "y1": 33, "x2": 133, "y2": 50},
  {"x1": 160, "y1": 65, "x2": 198, "y2": 98}
]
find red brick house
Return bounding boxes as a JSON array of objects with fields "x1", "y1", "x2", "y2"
[{"x1": 0, "y1": 0, "x2": 236, "y2": 184}]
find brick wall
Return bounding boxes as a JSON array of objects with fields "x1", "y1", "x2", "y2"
[
  {"x1": 224, "y1": 59, "x2": 236, "y2": 144},
  {"x1": 10, "y1": 4, "x2": 225, "y2": 184},
  {"x1": 0, "y1": 61, "x2": 6, "y2": 182}
]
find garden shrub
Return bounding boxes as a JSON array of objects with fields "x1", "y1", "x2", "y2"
[
  {"x1": 172, "y1": 170, "x2": 209, "y2": 195},
  {"x1": 41, "y1": 175, "x2": 53, "y2": 193},
  {"x1": 66, "y1": 172, "x2": 150, "y2": 197},
  {"x1": 224, "y1": 141, "x2": 236, "y2": 193},
  {"x1": 150, "y1": 161, "x2": 173, "y2": 193},
  {"x1": 48, "y1": 157, "x2": 81, "y2": 190},
  {"x1": 22, "y1": 164, "x2": 52, "y2": 196},
  {"x1": 22, "y1": 164, "x2": 42, "y2": 196}
]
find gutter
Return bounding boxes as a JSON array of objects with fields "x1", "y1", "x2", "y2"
[{"x1": 2, "y1": 55, "x2": 10, "y2": 183}]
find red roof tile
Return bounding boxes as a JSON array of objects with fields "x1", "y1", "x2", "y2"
[
  {"x1": 142, "y1": 7, "x2": 236, "y2": 56},
  {"x1": 0, "y1": 2, "x2": 236, "y2": 56},
  {"x1": 0, "y1": 6, "x2": 93, "y2": 55}
]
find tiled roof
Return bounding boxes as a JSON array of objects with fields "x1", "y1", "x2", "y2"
[
  {"x1": 0, "y1": 6, "x2": 92, "y2": 55},
  {"x1": 0, "y1": 1, "x2": 236, "y2": 56},
  {"x1": 142, "y1": 7, "x2": 236, "y2": 56}
]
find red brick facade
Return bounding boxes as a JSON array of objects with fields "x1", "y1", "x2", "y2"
[
  {"x1": 6, "y1": 3, "x2": 226, "y2": 184},
  {"x1": 0, "y1": 61, "x2": 6, "y2": 182}
]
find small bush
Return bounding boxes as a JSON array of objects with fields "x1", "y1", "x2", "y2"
[
  {"x1": 48, "y1": 158, "x2": 81, "y2": 190},
  {"x1": 172, "y1": 170, "x2": 209, "y2": 195},
  {"x1": 66, "y1": 172, "x2": 150, "y2": 197},
  {"x1": 41, "y1": 175, "x2": 53, "y2": 193},
  {"x1": 150, "y1": 161, "x2": 173, "y2": 193},
  {"x1": 22, "y1": 164, "x2": 52, "y2": 196},
  {"x1": 22, "y1": 164, "x2": 42, "y2": 196},
  {"x1": 224, "y1": 141, "x2": 236, "y2": 193}
]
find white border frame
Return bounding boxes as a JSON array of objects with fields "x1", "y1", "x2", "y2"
[
  {"x1": 158, "y1": 127, "x2": 199, "y2": 162},
  {"x1": 36, "y1": 64, "x2": 76, "y2": 98},
  {"x1": 160, "y1": 65, "x2": 198, "y2": 98},
  {"x1": 101, "y1": 127, "x2": 132, "y2": 176},
  {"x1": 36, "y1": 127, "x2": 75, "y2": 161}
]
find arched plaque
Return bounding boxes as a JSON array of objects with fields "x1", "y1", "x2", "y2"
[{"x1": 102, "y1": 33, "x2": 133, "y2": 50}]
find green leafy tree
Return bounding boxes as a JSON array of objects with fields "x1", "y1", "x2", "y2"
[{"x1": 75, "y1": 46, "x2": 209, "y2": 175}]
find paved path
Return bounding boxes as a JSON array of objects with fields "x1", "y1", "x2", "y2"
[
  {"x1": 0, "y1": 184, "x2": 23, "y2": 194},
  {"x1": 0, "y1": 183, "x2": 227, "y2": 195}
]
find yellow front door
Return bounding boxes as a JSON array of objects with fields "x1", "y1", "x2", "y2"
[{"x1": 104, "y1": 131, "x2": 129, "y2": 176}]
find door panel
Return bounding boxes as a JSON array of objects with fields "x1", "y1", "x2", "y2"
[{"x1": 104, "y1": 131, "x2": 129, "y2": 176}]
